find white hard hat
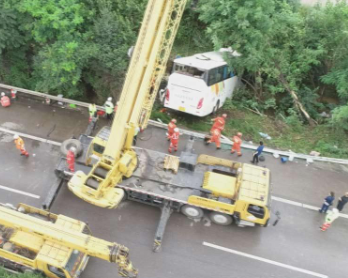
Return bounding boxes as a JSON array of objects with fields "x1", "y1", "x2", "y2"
[
  {"x1": 174, "y1": 128, "x2": 179, "y2": 132},
  {"x1": 1, "y1": 92, "x2": 5, "y2": 97},
  {"x1": 70, "y1": 147, "x2": 76, "y2": 153},
  {"x1": 13, "y1": 134, "x2": 19, "y2": 140},
  {"x1": 107, "y1": 97, "x2": 112, "y2": 102}
]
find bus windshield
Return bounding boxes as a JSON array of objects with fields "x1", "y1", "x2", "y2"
[{"x1": 173, "y1": 63, "x2": 206, "y2": 79}]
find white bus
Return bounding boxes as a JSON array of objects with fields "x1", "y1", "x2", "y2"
[{"x1": 161, "y1": 49, "x2": 240, "y2": 117}]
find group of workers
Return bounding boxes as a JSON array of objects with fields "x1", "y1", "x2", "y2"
[
  {"x1": 88, "y1": 97, "x2": 117, "y2": 122},
  {"x1": 166, "y1": 114, "x2": 264, "y2": 163}
]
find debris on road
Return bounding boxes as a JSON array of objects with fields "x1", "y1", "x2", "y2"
[{"x1": 310, "y1": 150, "x2": 321, "y2": 157}]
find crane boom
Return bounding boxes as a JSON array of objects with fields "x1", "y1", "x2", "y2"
[
  {"x1": 0, "y1": 204, "x2": 137, "y2": 277},
  {"x1": 68, "y1": 0, "x2": 188, "y2": 208}
]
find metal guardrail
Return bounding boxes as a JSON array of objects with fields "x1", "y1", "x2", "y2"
[
  {"x1": 1, "y1": 82, "x2": 348, "y2": 165},
  {"x1": 0, "y1": 83, "x2": 105, "y2": 111}
]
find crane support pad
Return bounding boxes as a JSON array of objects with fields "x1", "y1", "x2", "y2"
[{"x1": 163, "y1": 155, "x2": 180, "y2": 173}]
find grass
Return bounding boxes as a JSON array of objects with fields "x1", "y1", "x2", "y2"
[
  {"x1": 151, "y1": 103, "x2": 348, "y2": 159},
  {"x1": 0, "y1": 268, "x2": 42, "y2": 278}
]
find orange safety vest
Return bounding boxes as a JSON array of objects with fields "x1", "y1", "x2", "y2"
[
  {"x1": 15, "y1": 138, "x2": 24, "y2": 150},
  {"x1": 212, "y1": 117, "x2": 225, "y2": 131},
  {"x1": 233, "y1": 136, "x2": 242, "y2": 146},
  {"x1": 168, "y1": 122, "x2": 176, "y2": 134},
  {"x1": 170, "y1": 132, "x2": 180, "y2": 143},
  {"x1": 1, "y1": 96, "x2": 10, "y2": 107}
]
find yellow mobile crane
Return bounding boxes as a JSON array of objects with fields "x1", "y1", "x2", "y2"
[
  {"x1": 68, "y1": 0, "x2": 188, "y2": 208},
  {"x1": 0, "y1": 203, "x2": 137, "y2": 278},
  {"x1": 63, "y1": 0, "x2": 271, "y2": 252}
]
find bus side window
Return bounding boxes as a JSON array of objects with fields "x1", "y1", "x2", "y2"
[
  {"x1": 216, "y1": 67, "x2": 224, "y2": 83},
  {"x1": 208, "y1": 68, "x2": 218, "y2": 86},
  {"x1": 223, "y1": 66, "x2": 228, "y2": 80}
]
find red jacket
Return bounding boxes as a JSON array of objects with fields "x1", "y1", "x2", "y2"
[
  {"x1": 170, "y1": 131, "x2": 180, "y2": 144},
  {"x1": 167, "y1": 122, "x2": 177, "y2": 135},
  {"x1": 1, "y1": 96, "x2": 10, "y2": 107},
  {"x1": 66, "y1": 150, "x2": 75, "y2": 165}
]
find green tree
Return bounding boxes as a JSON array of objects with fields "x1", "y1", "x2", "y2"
[{"x1": 199, "y1": 0, "x2": 323, "y2": 124}]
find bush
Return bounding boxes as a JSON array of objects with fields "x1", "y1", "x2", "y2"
[
  {"x1": 331, "y1": 105, "x2": 348, "y2": 130},
  {"x1": 0, "y1": 267, "x2": 42, "y2": 278}
]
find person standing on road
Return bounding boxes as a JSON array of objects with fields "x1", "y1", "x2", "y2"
[
  {"x1": 210, "y1": 114, "x2": 226, "y2": 134},
  {"x1": 320, "y1": 208, "x2": 340, "y2": 231},
  {"x1": 66, "y1": 147, "x2": 76, "y2": 172},
  {"x1": 337, "y1": 192, "x2": 348, "y2": 212},
  {"x1": 1, "y1": 92, "x2": 11, "y2": 107},
  {"x1": 207, "y1": 128, "x2": 221, "y2": 149},
  {"x1": 13, "y1": 134, "x2": 29, "y2": 157},
  {"x1": 88, "y1": 103, "x2": 97, "y2": 122},
  {"x1": 319, "y1": 192, "x2": 335, "y2": 213},
  {"x1": 231, "y1": 132, "x2": 243, "y2": 156},
  {"x1": 104, "y1": 97, "x2": 114, "y2": 120},
  {"x1": 251, "y1": 141, "x2": 264, "y2": 164},
  {"x1": 168, "y1": 128, "x2": 180, "y2": 153},
  {"x1": 167, "y1": 119, "x2": 177, "y2": 141},
  {"x1": 133, "y1": 126, "x2": 141, "y2": 146}
]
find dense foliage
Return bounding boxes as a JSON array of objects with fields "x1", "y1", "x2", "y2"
[
  {"x1": 1, "y1": 0, "x2": 348, "y2": 131},
  {"x1": 199, "y1": 0, "x2": 348, "y2": 129}
]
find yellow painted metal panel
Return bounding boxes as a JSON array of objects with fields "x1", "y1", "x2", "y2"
[
  {"x1": 202, "y1": 172, "x2": 237, "y2": 199},
  {"x1": 188, "y1": 196, "x2": 235, "y2": 215},
  {"x1": 10, "y1": 231, "x2": 43, "y2": 253}
]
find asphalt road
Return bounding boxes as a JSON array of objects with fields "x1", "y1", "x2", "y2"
[{"x1": 0, "y1": 99, "x2": 347, "y2": 278}]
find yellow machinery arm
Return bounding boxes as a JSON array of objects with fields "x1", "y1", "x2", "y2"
[
  {"x1": 68, "y1": 0, "x2": 188, "y2": 208},
  {"x1": 0, "y1": 204, "x2": 137, "y2": 278}
]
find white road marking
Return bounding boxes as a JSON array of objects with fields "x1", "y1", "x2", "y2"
[
  {"x1": 203, "y1": 242, "x2": 328, "y2": 278},
  {"x1": 0, "y1": 185, "x2": 40, "y2": 199},
  {"x1": 272, "y1": 196, "x2": 348, "y2": 219},
  {"x1": 0, "y1": 127, "x2": 61, "y2": 146}
]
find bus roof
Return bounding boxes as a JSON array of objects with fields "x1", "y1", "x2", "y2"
[{"x1": 174, "y1": 50, "x2": 240, "y2": 70}]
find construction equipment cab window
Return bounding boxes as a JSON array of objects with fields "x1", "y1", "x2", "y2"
[
  {"x1": 247, "y1": 205, "x2": 265, "y2": 219},
  {"x1": 48, "y1": 265, "x2": 66, "y2": 278}
]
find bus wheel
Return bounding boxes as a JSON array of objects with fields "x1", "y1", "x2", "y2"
[
  {"x1": 212, "y1": 101, "x2": 220, "y2": 115},
  {"x1": 209, "y1": 212, "x2": 233, "y2": 225},
  {"x1": 181, "y1": 205, "x2": 204, "y2": 219}
]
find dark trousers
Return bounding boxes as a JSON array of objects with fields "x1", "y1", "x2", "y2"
[
  {"x1": 319, "y1": 204, "x2": 329, "y2": 213},
  {"x1": 106, "y1": 113, "x2": 113, "y2": 121},
  {"x1": 252, "y1": 153, "x2": 259, "y2": 163},
  {"x1": 337, "y1": 201, "x2": 346, "y2": 212}
]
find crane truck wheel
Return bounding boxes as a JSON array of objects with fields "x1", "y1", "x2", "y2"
[
  {"x1": 181, "y1": 205, "x2": 204, "y2": 219},
  {"x1": 209, "y1": 212, "x2": 233, "y2": 225},
  {"x1": 61, "y1": 139, "x2": 83, "y2": 158}
]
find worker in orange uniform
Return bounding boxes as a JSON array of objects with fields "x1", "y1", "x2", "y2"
[
  {"x1": 211, "y1": 114, "x2": 227, "y2": 133},
  {"x1": 167, "y1": 119, "x2": 177, "y2": 141},
  {"x1": 0, "y1": 92, "x2": 11, "y2": 107},
  {"x1": 13, "y1": 134, "x2": 29, "y2": 157},
  {"x1": 168, "y1": 128, "x2": 180, "y2": 153},
  {"x1": 231, "y1": 132, "x2": 243, "y2": 156},
  {"x1": 207, "y1": 128, "x2": 221, "y2": 149},
  {"x1": 66, "y1": 147, "x2": 76, "y2": 172}
]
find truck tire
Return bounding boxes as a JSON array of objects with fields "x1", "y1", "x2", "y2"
[
  {"x1": 209, "y1": 212, "x2": 233, "y2": 225},
  {"x1": 181, "y1": 205, "x2": 204, "y2": 219},
  {"x1": 61, "y1": 139, "x2": 82, "y2": 158}
]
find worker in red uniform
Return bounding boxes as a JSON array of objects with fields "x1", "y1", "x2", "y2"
[
  {"x1": 211, "y1": 114, "x2": 226, "y2": 133},
  {"x1": 207, "y1": 128, "x2": 221, "y2": 149},
  {"x1": 168, "y1": 128, "x2": 180, "y2": 153},
  {"x1": 167, "y1": 119, "x2": 177, "y2": 141},
  {"x1": 13, "y1": 134, "x2": 29, "y2": 157},
  {"x1": 1, "y1": 92, "x2": 11, "y2": 107},
  {"x1": 66, "y1": 147, "x2": 76, "y2": 172},
  {"x1": 231, "y1": 132, "x2": 243, "y2": 156}
]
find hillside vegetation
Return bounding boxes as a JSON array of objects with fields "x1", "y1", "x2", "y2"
[{"x1": 1, "y1": 0, "x2": 348, "y2": 157}]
